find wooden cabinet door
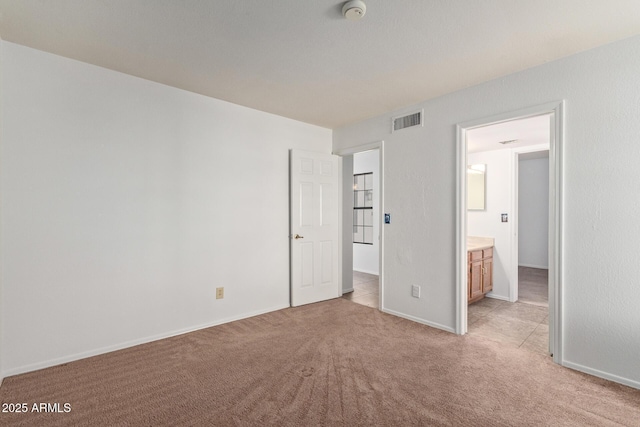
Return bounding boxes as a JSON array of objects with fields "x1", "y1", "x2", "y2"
[
  {"x1": 470, "y1": 259, "x2": 483, "y2": 300},
  {"x1": 482, "y1": 256, "x2": 493, "y2": 293}
]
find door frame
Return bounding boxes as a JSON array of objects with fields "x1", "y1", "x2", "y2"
[
  {"x1": 455, "y1": 101, "x2": 564, "y2": 365},
  {"x1": 334, "y1": 141, "x2": 385, "y2": 310}
]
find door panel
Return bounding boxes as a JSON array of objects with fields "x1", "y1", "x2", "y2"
[
  {"x1": 300, "y1": 242, "x2": 314, "y2": 287},
  {"x1": 320, "y1": 240, "x2": 333, "y2": 284},
  {"x1": 482, "y1": 257, "x2": 493, "y2": 292},
  {"x1": 300, "y1": 158, "x2": 314, "y2": 174},
  {"x1": 290, "y1": 150, "x2": 340, "y2": 306},
  {"x1": 300, "y1": 183, "x2": 313, "y2": 227},
  {"x1": 320, "y1": 160, "x2": 333, "y2": 176},
  {"x1": 320, "y1": 183, "x2": 334, "y2": 226},
  {"x1": 470, "y1": 260, "x2": 483, "y2": 300}
]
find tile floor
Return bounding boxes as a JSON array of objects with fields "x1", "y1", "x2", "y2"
[
  {"x1": 468, "y1": 267, "x2": 549, "y2": 355},
  {"x1": 342, "y1": 271, "x2": 379, "y2": 308},
  {"x1": 518, "y1": 266, "x2": 549, "y2": 307},
  {"x1": 467, "y1": 298, "x2": 549, "y2": 354},
  {"x1": 343, "y1": 267, "x2": 550, "y2": 356}
]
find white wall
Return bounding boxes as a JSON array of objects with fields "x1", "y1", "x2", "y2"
[
  {"x1": 353, "y1": 150, "x2": 379, "y2": 275},
  {"x1": 342, "y1": 155, "x2": 354, "y2": 293},
  {"x1": 467, "y1": 150, "x2": 513, "y2": 301},
  {"x1": 0, "y1": 42, "x2": 332, "y2": 376},
  {"x1": 0, "y1": 37, "x2": 4, "y2": 385},
  {"x1": 519, "y1": 157, "x2": 549, "y2": 269},
  {"x1": 334, "y1": 35, "x2": 640, "y2": 388}
]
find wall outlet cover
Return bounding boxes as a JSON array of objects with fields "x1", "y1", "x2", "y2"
[{"x1": 216, "y1": 287, "x2": 224, "y2": 299}]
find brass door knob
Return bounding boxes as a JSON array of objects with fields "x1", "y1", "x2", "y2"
[{"x1": 293, "y1": 234, "x2": 304, "y2": 239}]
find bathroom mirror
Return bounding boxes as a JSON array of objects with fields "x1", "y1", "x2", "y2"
[{"x1": 467, "y1": 164, "x2": 486, "y2": 210}]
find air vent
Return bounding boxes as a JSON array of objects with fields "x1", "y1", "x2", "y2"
[
  {"x1": 498, "y1": 139, "x2": 519, "y2": 145},
  {"x1": 392, "y1": 110, "x2": 423, "y2": 132}
]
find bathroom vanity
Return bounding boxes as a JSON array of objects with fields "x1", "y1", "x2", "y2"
[{"x1": 467, "y1": 237, "x2": 494, "y2": 304}]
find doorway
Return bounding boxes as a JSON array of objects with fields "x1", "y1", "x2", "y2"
[
  {"x1": 345, "y1": 150, "x2": 380, "y2": 308},
  {"x1": 456, "y1": 101, "x2": 564, "y2": 364},
  {"x1": 465, "y1": 127, "x2": 550, "y2": 354},
  {"x1": 334, "y1": 142, "x2": 384, "y2": 311},
  {"x1": 517, "y1": 150, "x2": 550, "y2": 310}
]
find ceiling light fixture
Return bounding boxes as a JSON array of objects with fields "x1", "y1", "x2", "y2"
[{"x1": 342, "y1": 0, "x2": 366, "y2": 20}]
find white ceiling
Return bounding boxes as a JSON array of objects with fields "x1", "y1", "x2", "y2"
[
  {"x1": 467, "y1": 114, "x2": 550, "y2": 154},
  {"x1": 2, "y1": 1, "x2": 640, "y2": 129}
]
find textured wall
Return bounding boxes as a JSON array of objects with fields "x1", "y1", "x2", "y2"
[
  {"x1": 519, "y1": 157, "x2": 549, "y2": 269},
  {"x1": 0, "y1": 42, "x2": 331, "y2": 376},
  {"x1": 0, "y1": 38, "x2": 4, "y2": 384},
  {"x1": 334, "y1": 35, "x2": 640, "y2": 388}
]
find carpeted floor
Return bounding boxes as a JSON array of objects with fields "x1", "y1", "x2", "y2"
[{"x1": 1, "y1": 298, "x2": 639, "y2": 426}]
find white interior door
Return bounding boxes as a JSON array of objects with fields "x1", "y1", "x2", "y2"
[{"x1": 290, "y1": 149, "x2": 340, "y2": 307}]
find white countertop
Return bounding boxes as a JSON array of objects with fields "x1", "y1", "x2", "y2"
[{"x1": 467, "y1": 236, "x2": 494, "y2": 251}]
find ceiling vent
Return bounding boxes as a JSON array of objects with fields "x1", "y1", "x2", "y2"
[
  {"x1": 498, "y1": 139, "x2": 519, "y2": 145},
  {"x1": 392, "y1": 110, "x2": 423, "y2": 132}
]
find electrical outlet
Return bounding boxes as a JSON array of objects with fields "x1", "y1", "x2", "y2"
[
  {"x1": 411, "y1": 284, "x2": 421, "y2": 298},
  {"x1": 216, "y1": 287, "x2": 224, "y2": 299}
]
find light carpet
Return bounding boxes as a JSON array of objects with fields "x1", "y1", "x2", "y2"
[{"x1": 1, "y1": 298, "x2": 638, "y2": 426}]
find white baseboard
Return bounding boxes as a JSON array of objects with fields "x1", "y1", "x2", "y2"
[
  {"x1": 3, "y1": 303, "x2": 290, "y2": 378},
  {"x1": 353, "y1": 268, "x2": 379, "y2": 276},
  {"x1": 342, "y1": 287, "x2": 354, "y2": 294},
  {"x1": 518, "y1": 263, "x2": 548, "y2": 270},
  {"x1": 562, "y1": 360, "x2": 640, "y2": 390},
  {"x1": 485, "y1": 293, "x2": 510, "y2": 302},
  {"x1": 382, "y1": 308, "x2": 456, "y2": 334}
]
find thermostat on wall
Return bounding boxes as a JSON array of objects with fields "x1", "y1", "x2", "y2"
[{"x1": 384, "y1": 213, "x2": 391, "y2": 224}]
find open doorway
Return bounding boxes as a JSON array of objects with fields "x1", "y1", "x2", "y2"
[
  {"x1": 465, "y1": 118, "x2": 550, "y2": 354},
  {"x1": 456, "y1": 101, "x2": 564, "y2": 365},
  {"x1": 343, "y1": 149, "x2": 380, "y2": 308},
  {"x1": 334, "y1": 142, "x2": 384, "y2": 311},
  {"x1": 518, "y1": 150, "x2": 550, "y2": 310}
]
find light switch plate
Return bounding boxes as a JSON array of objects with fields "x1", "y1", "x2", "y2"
[{"x1": 411, "y1": 284, "x2": 420, "y2": 298}]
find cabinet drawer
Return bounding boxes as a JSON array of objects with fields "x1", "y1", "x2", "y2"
[
  {"x1": 470, "y1": 250, "x2": 483, "y2": 261},
  {"x1": 483, "y1": 248, "x2": 493, "y2": 258}
]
